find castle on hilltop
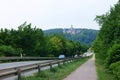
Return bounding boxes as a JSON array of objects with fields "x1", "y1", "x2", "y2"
[{"x1": 63, "y1": 25, "x2": 80, "y2": 35}]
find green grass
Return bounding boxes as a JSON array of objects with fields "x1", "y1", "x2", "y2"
[
  {"x1": 95, "y1": 59, "x2": 115, "y2": 80},
  {"x1": 20, "y1": 57, "x2": 91, "y2": 80}
]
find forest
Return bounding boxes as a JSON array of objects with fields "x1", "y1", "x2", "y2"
[
  {"x1": 92, "y1": 1, "x2": 120, "y2": 79},
  {"x1": 0, "y1": 22, "x2": 88, "y2": 57},
  {"x1": 44, "y1": 28, "x2": 98, "y2": 46}
]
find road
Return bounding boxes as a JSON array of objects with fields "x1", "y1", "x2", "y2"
[
  {"x1": 63, "y1": 55, "x2": 97, "y2": 80},
  {"x1": 0, "y1": 60, "x2": 52, "y2": 70},
  {"x1": 0, "y1": 60, "x2": 53, "y2": 80}
]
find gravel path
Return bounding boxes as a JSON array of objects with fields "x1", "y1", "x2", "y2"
[{"x1": 63, "y1": 55, "x2": 97, "y2": 80}]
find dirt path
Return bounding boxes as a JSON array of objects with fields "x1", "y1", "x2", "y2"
[{"x1": 63, "y1": 55, "x2": 97, "y2": 80}]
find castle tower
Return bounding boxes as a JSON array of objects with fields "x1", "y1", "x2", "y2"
[
  {"x1": 70, "y1": 25, "x2": 76, "y2": 35},
  {"x1": 63, "y1": 28, "x2": 66, "y2": 34}
]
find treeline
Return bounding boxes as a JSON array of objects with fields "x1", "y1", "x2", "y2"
[
  {"x1": 92, "y1": 1, "x2": 120, "y2": 79},
  {"x1": 44, "y1": 28, "x2": 98, "y2": 46},
  {"x1": 64, "y1": 29, "x2": 98, "y2": 46},
  {"x1": 0, "y1": 22, "x2": 88, "y2": 57}
]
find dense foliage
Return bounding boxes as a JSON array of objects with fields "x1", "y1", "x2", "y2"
[
  {"x1": 92, "y1": 1, "x2": 120, "y2": 79},
  {"x1": 0, "y1": 22, "x2": 88, "y2": 57},
  {"x1": 44, "y1": 28, "x2": 98, "y2": 46},
  {"x1": 110, "y1": 61, "x2": 120, "y2": 79},
  {"x1": 106, "y1": 44, "x2": 120, "y2": 66}
]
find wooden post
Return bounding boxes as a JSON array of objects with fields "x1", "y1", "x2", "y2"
[
  {"x1": 49, "y1": 63, "x2": 52, "y2": 71},
  {"x1": 66, "y1": 59, "x2": 68, "y2": 63},
  {"x1": 70, "y1": 58, "x2": 72, "y2": 62},
  {"x1": 63, "y1": 59, "x2": 65, "y2": 64},
  {"x1": 58, "y1": 61, "x2": 60, "y2": 67},
  {"x1": 17, "y1": 68, "x2": 21, "y2": 80},
  {"x1": 38, "y1": 64, "x2": 41, "y2": 73},
  {"x1": 71, "y1": 58, "x2": 73, "y2": 62}
]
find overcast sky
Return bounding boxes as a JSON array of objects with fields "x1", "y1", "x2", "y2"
[{"x1": 0, "y1": 0, "x2": 118, "y2": 30}]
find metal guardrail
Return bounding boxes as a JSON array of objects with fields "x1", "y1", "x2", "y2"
[
  {"x1": 0, "y1": 58, "x2": 77, "y2": 80},
  {"x1": 0, "y1": 57, "x2": 58, "y2": 61}
]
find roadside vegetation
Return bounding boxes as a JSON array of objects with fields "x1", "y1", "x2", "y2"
[
  {"x1": 44, "y1": 28, "x2": 98, "y2": 46},
  {"x1": 92, "y1": 1, "x2": 120, "y2": 80},
  {"x1": 20, "y1": 57, "x2": 91, "y2": 80},
  {"x1": 0, "y1": 22, "x2": 88, "y2": 57},
  {"x1": 95, "y1": 59, "x2": 115, "y2": 80}
]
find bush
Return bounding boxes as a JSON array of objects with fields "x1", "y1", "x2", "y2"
[
  {"x1": 106, "y1": 44, "x2": 120, "y2": 66},
  {"x1": 0, "y1": 52, "x2": 4, "y2": 57},
  {"x1": 110, "y1": 61, "x2": 120, "y2": 80},
  {"x1": 0, "y1": 45, "x2": 23, "y2": 56}
]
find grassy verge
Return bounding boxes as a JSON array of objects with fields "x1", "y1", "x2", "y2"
[
  {"x1": 20, "y1": 57, "x2": 91, "y2": 80},
  {"x1": 95, "y1": 59, "x2": 115, "y2": 80}
]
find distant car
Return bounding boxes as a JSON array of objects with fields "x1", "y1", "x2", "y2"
[
  {"x1": 74, "y1": 54, "x2": 78, "y2": 58},
  {"x1": 59, "y1": 55, "x2": 65, "y2": 59}
]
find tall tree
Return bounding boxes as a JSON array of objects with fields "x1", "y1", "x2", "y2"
[{"x1": 93, "y1": 1, "x2": 120, "y2": 61}]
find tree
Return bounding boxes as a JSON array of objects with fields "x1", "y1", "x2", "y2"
[
  {"x1": 106, "y1": 44, "x2": 120, "y2": 66},
  {"x1": 92, "y1": 1, "x2": 120, "y2": 61},
  {"x1": 0, "y1": 22, "x2": 88, "y2": 57},
  {"x1": 0, "y1": 45, "x2": 22, "y2": 56},
  {"x1": 16, "y1": 23, "x2": 45, "y2": 56},
  {"x1": 46, "y1": 34, "x2": 65, "y2": 57}
]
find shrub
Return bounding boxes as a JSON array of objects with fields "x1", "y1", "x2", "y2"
[
  {"x1": 0, "y1": 45, "x2": 23, "y2": 56},
  {"x1": 0, "y1": 52, "x2": 4, "y2": 57},
  {"x1": 106, "y1": 44, "x2": 120, "y2": 66},
  {"x1": 110, "y1": 61, "x2": 120, "y2": 80}
]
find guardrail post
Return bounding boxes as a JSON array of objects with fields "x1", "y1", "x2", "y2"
[
  {"x1": 70, "y1": 58, "x2": 72, "y2": 62},
  {"x1": 71, "y1": 58, "x2": 73, "y2": 62},
  {"x1": 49, "y1": 63, "x2": 52, "y2": 71},
  {"x1": 58, "y1": 61, "x2": 60, "y2": 67},
  {"x1": 63, "y1": 59, "x2": 65, "y2": 64},
  {"x1": 17, "y1": 68, "x2": 21, "y2": 80},
  {"x1": 38, "y1": 64, "x2": 41, "y2": 73},
  {"x1": 66, "y1": 59, "x2": 68, "y2": 63}
]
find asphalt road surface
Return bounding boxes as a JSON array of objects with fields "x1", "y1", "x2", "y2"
[
  {"x1": 0, "y1": 60, "x2": 52, "y2": 70},
  {"x1": 0, "y1": 60, "x2": 53, "y2": 80},
  {"x1": 63, "y1": 55, "x2": 97, "y2": 80}
]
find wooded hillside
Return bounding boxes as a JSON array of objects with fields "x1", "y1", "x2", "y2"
[{"x1": 44, "y1": 28, "x2": 98, "y2": 46}]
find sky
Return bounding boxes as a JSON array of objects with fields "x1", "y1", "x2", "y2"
[{"x1": 0, "y1": 0, "x2": 118, "y2": 30}]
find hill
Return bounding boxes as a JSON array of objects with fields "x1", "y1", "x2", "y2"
[{"x1": 44, "y1": 28, "x2": 99, "y2": 46}]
